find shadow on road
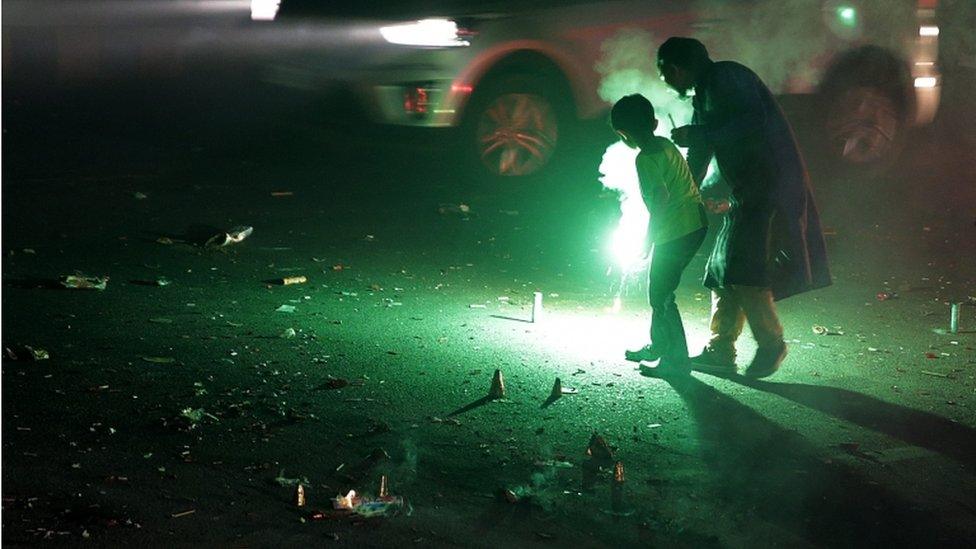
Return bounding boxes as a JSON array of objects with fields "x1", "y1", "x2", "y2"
[
  {"x1": 733, "y1": 378, "x2": 976, "y2": 466},
  {"x1": 447, "y1": 396, "x2": 493, "y2": 418},
  {"x1": 663, "y1": 373, "x2": 971, "y2": 546}
]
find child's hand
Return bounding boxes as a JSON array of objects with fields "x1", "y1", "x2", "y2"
[{"x1": 705, "y1": 198, "x2": 730, "y2": 214}]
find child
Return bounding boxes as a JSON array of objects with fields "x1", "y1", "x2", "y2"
[{"x1": 611, "y1": 94, "x2": 708, "y2": 375}]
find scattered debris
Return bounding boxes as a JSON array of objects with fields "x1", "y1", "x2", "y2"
[
  {"x1": 205, "y1": 225, "x2": 253, "y2": 248},
  {"x1": 534, "y1": 460, "x2": 573, "y2": 469},
  {"x1": 438, "y1": 203, "x2": 471, "y2": 217},
  {"x1": 180, "y1": 407, "x2": 219, "y2": 426},
  {"x1": 279, "y1": 276, "x2": 307, "y2": 286},
  {"x1": 60, "y1": 275, "x2": 108, "y2": 290},
  {"x1": 4, "y1": 345, "x2": 50, "y2": 361},
  {"x1": 812, "y1": 325, "x2": 844, "y2": 336},
  {"x1": 295, "y1": 485, "x2": 306, "y2": 507},
  {"x1": 130, "y1": 277, "x2": 171, "y2": 287},
  {"x1": 876, "y1": 291, "x2": 898, "y2": 301},
  {"x1": 316, "y1": 377, "x2": 350, "y2": 390},
  {"x1": 276, "y1": 305, "x2": 296, "y2": 313},
  {"x1": 281, "y1": 328, "x2": 297, "y2": 339},
  {"x1": 920, "y1": 370, "x2": 953, "y2": 379},
  {"x1": 274, "y1": 470, "x2": 310, "y2": 487},
  {"x1": 170, "y1": 509, "x2": 196, "y2": 519},
  {"x1": 141, "y1": 356, "x2": 176, "y2": 364},
  {"x1": 427, "y1": 416, "x2": 461, "y2": 426},
  {"x1": 271, "y1": 191, "x2": 294, "y2": 197}
]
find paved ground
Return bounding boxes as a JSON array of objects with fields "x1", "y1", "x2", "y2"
[{"x1": 3, "y1": 16, "x2": 976, "y2": 547}]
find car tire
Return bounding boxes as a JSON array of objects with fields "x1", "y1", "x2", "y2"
[
  {"x1": 462, "y1": 72, "x2": 573, "y2": 180},
  {"x1": 817, "y1": 45, "x2": 914, "y2": 178}
]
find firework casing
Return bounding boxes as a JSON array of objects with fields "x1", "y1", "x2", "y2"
[
  {"x1": 488, "y1": 369, "x2": 506, "y2": 399},
  {"x1": 281, "y1": 276, "x2": 307, "y2": 286},
  {"x1": 550, "y1": 378, "x2": 563, "y2": 400},
  {"x1": 586, "y1": 432, "x2": 614, "y2": 462},
  {"x1": 950, "y1": 303, "x2": 960, "y2": 334},
  {"x1": 378, "y1": 475, "x2": 389, "y2": 499},
  {"x1": 532, "y1": 292, "x2": 543, "y2": 323},
  {"x1": 611, "y1": 461, "x2": 625, "y2": 512},
  {"x1": 295, "y1": 484, "x2": 306, "y2": 507}
]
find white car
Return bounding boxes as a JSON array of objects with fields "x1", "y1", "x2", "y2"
[{"x1": 259, "y1": 0, "x2": 942, "y2": 177}]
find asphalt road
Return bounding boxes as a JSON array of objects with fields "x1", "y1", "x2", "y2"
[{"x1": 3, "y1": 8, "x2": 976, "y2": 547}]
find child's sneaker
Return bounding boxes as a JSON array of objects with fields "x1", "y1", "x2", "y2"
[
  {"x1": 624, "y1": 344, "x2": 663, "y2": 363},
  {"x1": 638, "y1": 358, "x2": 691, "y2": 378},
  {"x1": 690, "y1": 346, "x2": 737, "y2": 376}
]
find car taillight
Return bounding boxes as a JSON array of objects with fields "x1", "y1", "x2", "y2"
[{"x1": 404, "y1": 86, "x2": 430, "y2": 116}]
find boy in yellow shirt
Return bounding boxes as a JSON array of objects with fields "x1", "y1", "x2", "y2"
[{"x1": 611, "y1": 94, "x2": 708, "y2": 375}]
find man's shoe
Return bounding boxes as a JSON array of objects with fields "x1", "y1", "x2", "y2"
[
  {"x1": 744, "y1": 342, "x2": 787, "y2": 379},
  {"x1": 625, "y1": 344, "x2": 663, "y2": 363},
  {"x1": 690, "y1": 347, "x2": 737, "y2": 377},
  {"x1": 639, "y1": 358, "x2": 691, "y2": 378}
]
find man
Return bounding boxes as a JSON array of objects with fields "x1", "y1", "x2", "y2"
[{"x1": 657, "y1": 37, "x2": 831, "y2": 378}]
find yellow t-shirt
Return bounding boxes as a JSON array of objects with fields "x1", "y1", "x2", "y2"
[{"x1": 636, "y1": 136, "x2": 706, "y2": 244}]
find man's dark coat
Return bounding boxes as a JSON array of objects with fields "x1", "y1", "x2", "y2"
[{"x1": 687, "y1": 60, "x2": 831, "y2": 300}]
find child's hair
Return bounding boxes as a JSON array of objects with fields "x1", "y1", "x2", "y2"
[{"x1": 610, "y1": 94, "x2": 655, "y2": 136}]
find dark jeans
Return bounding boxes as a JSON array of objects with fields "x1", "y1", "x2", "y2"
[{"x1": 648, "y1": 226, "x2": 707, "y2": 362}]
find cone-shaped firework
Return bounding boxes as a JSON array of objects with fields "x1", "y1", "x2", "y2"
[
  {"x1": 378, "y1": 475, "x2": 389, "y2": 499},
  {"x1": 488, "y1": 369, "x2": 506, "y2": 399},
  {"x1": 295, "y1": 484, "x2": 306, "y2": 507},
  {"x1": 586, "y1": 432, "x2": 614, "y2": 462},
  {"x1": 550, "y1": 378, "x2": 563, "y2": 400}
]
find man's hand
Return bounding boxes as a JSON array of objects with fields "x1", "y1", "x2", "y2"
[
  {"x1": 670, "y1": 124, "x2": 702, "y2": 147},
  {"x1": 705, "y1": 198, "x2": 730, "y2": 214}
]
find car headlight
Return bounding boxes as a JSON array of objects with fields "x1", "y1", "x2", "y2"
[{"x1": 379, "y1": 19, "x2": 471, "y2": 48}]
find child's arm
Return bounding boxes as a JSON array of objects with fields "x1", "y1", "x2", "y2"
[{"x1": 636, "y1": 154, "x2": 669, "y2": 217}]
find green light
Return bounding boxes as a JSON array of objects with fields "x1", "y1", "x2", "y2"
[{"x1": 837, "y1": 6, "x2": 857, "y2": 26}]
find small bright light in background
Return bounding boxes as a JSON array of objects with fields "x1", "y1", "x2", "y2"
[
  {"x1": 380, "y1": 19, "x2": 470, "y2": 47},
  {"x1": 914, "y1": 76, "x2": 938, "y2": 88},
  {"x1": 250, "y1": 0, "x2": 280, "y2": 21},
  {"x1": 919, "y1": 26, "x2": 940, "y2": 37},
  {"x1": 836, "y1": 6, "x2": 857, "y2": 26}
]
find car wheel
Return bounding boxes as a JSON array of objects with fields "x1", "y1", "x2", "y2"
[
  {"x1": 818, "y1": 46, "x2": 913, "y2": 176},
  {"x1": 465, "y1": 74, "x2": 570, "y2": 178}
]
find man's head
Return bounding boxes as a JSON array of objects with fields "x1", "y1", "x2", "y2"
[
  {"x1": 657, "y1": 37, "x2": 711, "y2": 97},
  {"x1": 610, "y1": 94, "x2": 658, "y2": 149}
]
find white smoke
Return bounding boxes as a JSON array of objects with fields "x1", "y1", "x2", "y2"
[
  {"x1": 598, "y1": 141, "x2": 647, "y2": 273},
  {"x1": 594, "y1": 29, "x2": 694, "y2": 275}
]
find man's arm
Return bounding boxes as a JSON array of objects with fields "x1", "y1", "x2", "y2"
[{"x1": 700, "y1": 63, "x2": 766, "y2": 146}]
